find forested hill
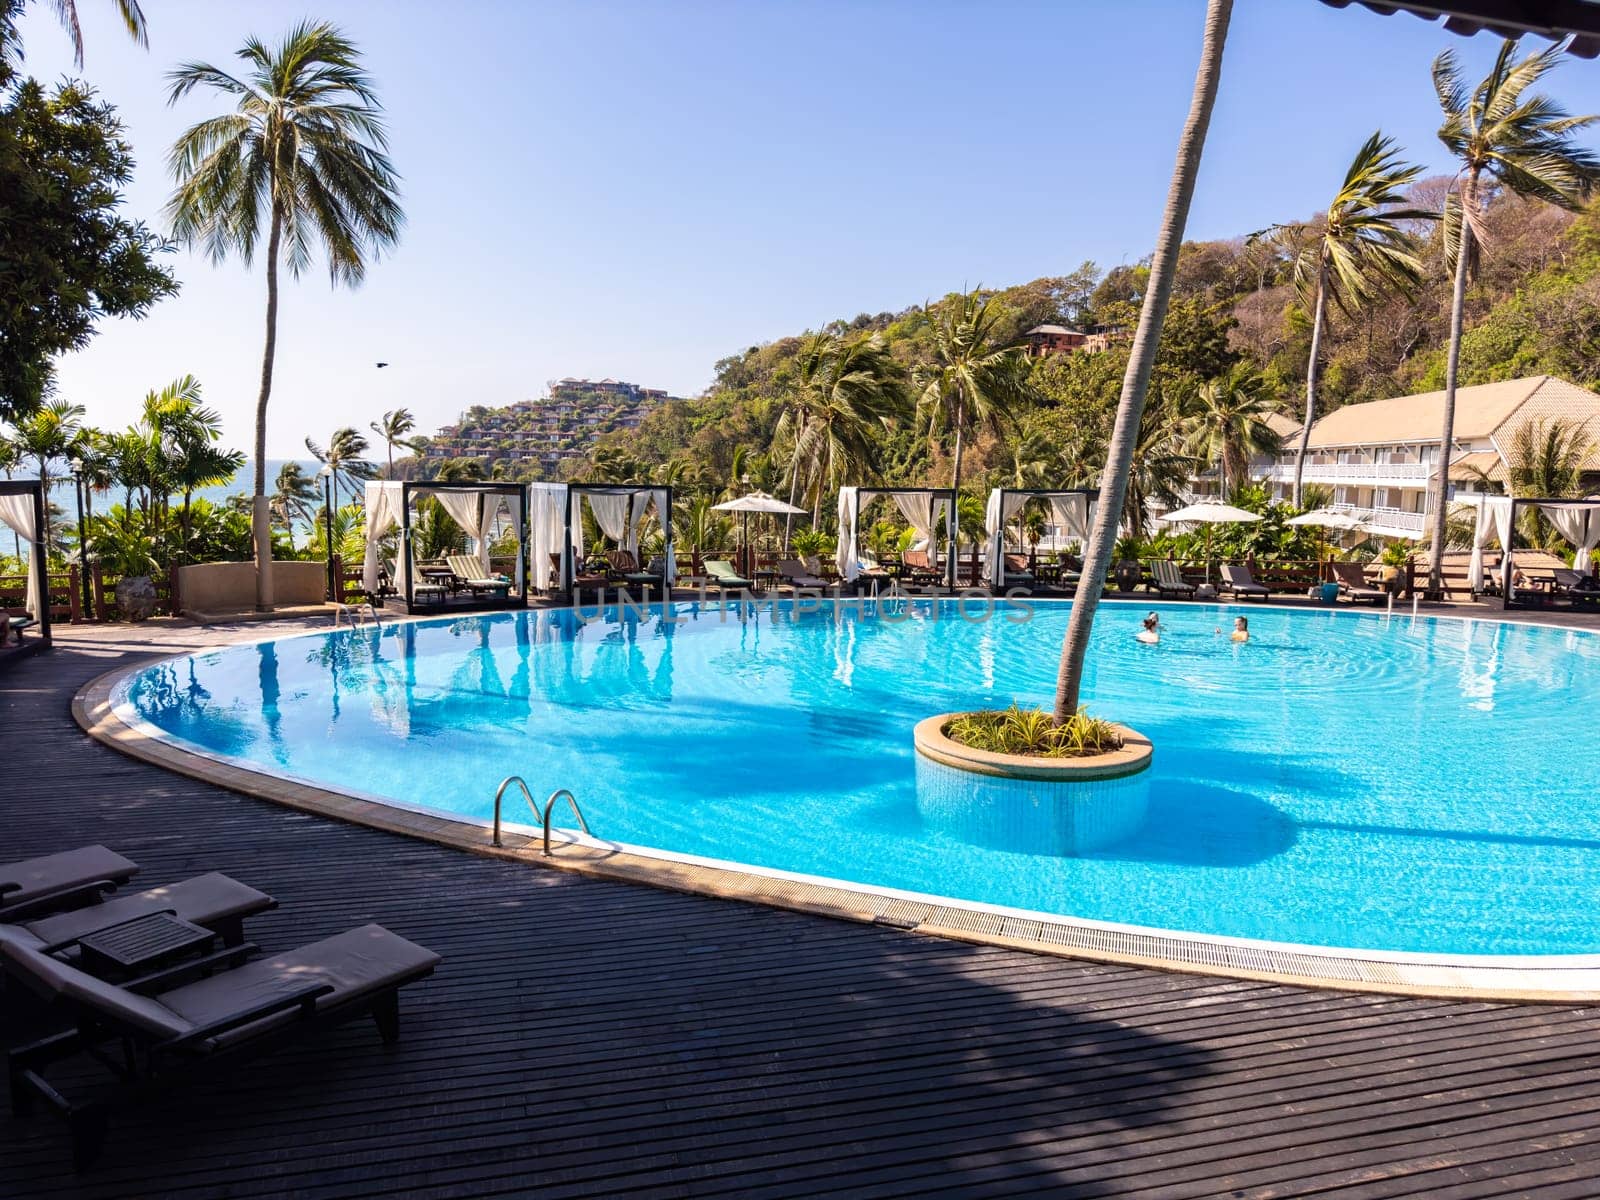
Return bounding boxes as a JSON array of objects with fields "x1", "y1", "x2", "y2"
[{"x1": 587, "y1": 185, "x2": 1600, "y2": 506}]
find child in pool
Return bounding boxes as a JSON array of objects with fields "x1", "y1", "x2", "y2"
[
  {"x1": 1136, "y1": 612, "x2": 1160, "y2": 644},
  {"x1": 1231, "y1": 615, "x2": 1249, "y2": 643}
]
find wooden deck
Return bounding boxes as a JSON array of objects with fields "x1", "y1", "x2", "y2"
[{"x1": 4, "y1": 618, "x2": 1600, "y2": 1198}]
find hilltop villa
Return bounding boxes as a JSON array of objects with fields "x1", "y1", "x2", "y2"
[{"x1": 1190, "y1": 376, "x2": 1600, "y2": 539}]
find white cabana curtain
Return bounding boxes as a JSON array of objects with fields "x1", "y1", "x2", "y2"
[
  {"x1": 1048, "y1": 493, "x2": 1093, "y2": 542},
  {"x1": 891, "y1": 492, "x2": 947, "y2": 566},
  {"x1": 837, "y1": 487, "x2": 860, "y2": 580},
  {"x1": 628, "y1": 488, "x2": 676, "y2": 581},
  {"x1": 983, "y1": 490, "x2": 1031, "y2": 585},
  {"x1": 361, "y1": 481, "x2": 404, "y2": 594},
  {"x1": 0, "y1": 492, "x2": 42, "y2": 617},
  {"x1": 1467, "y1": 496, "x2": 1515, "y2": 592},
  {"x1": 433, "y1": 491, "x2": 491, "y2": 574},
  {"x1": 585, "y1": 492, "x2": 631, "y2": 547},
  {"x1": 529, "y1": 483, "x2": 571, "y2": 592},
  {"x1": 1539, "y1": 502, "x2": 1600, "y2": 571}
]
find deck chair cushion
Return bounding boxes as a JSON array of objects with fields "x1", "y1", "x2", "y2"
[
  {"x1": 21, "y1": 873, "x2": 273, "y2": 949},
  {"x1": 156, "y1": 924, "x2": 439, "y2": 1048},
  {"x1": 0, "y1": 938, "x2": 195, "y2": 1039},
  {"x1": 1221, "y1": 564, "x2": 1269, "y2": 594},
  {"x1": 0, "y1": 845, "x2": 138, "y2": 909}
]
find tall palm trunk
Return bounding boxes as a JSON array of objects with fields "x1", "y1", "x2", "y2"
[
  {"x1": 1292, "y1": 264, "x2": 1329, "y2": 507},
  {"x1": 947, "y1": 393, "x2": 966, "y2": 588},
  {"x1": 252, "y1": 203, "x2": 284, "y2": 610},
  {"x1": 1053, "y1": 0, "x2": 1233, "y2": 723},
  {"x1": 784, "y1": 415, "x2": 806, "y2": 550},
  {"x1": 1426, "y1": 186, "x2": 1475, "y2": 596}
]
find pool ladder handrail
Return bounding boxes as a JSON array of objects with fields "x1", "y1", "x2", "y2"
[{"x1": 491, "y1": 777, "x2": 592, "y2": 856}]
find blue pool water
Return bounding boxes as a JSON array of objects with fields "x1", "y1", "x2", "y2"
[{"x1": 118, "y1": 599, "x2": 1600, "y2": 957}]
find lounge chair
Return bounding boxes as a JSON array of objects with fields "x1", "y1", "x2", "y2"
[
  {"x1": 702, "y1": 560, "x2": 753, "y2": 591},
  {"x1": 0, "y1": 847, "x2": 139, "y2": 922},
  {"x1": 2, "y1": 923, "x2": 439, "y2": 1167},
  {"x1": 605, "y1": 550, "x2": 660, "y2": 593},
  {"x1": 1148, "y1": 559, "x2": 1195, "y2": 598},
  {"x1": 444, "y1": 555, "x2": 511, "y2": 597},
  {"x1": 1219, "y1": 563, "x2": 1270, "y2": 600},
  {"x1": 1000, "y1": 554, "x2": 1035, "y2": 588},
  {"x1": 5, "y1": 872, "x2": 275, "y2": 952},
  {"x1": 1330, "y1": 561, "x2": 1386, "y2": 604},
  {"x1": 776, "y1": 559, "x2": 827, "y2": 588},
  {"x1": 1551, "y1": 568, "x2": 1600, "y2": 600},
  {"x1": 898, "y1": 550, "x2": 942, "y2": 586}
]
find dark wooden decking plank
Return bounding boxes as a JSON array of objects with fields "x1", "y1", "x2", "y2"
[{"x1": 3, "y1": 624, "x2": 1597, "y2": 1200}]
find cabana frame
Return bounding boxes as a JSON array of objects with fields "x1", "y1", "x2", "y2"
[
  {"x1": 370, "y1": 481, "x2": 529, "y2": 615},
  {"x1": 0, "y1": 478, "x2": 51, "y2": 647},
  {"x1": 836, "y1": 486, "x2": 958, "y2": 587},
  {"x1": 532, "y1": 483, "x2": 675, "y2": 598},
  {"x1": 1495, "y1": 496, "x2": 1600, "y2": 611},
  {"x1": 984, "y1": 487, "x2": 1100, "y2": 590}
]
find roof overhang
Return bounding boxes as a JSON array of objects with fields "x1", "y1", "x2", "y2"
[{"x1": 1320, "y1": 1, "x2": 1600, "y2": 56}]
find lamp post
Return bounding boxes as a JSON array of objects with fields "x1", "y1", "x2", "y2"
[
  {"x1": 320, "y1": 464, "x2": 336, "y2": 601},
  {"x1": 69, "y1": 456, "x2": 92, "y2": 618}
]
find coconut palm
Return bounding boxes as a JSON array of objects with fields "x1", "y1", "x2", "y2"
[
  {"x1": 1053, "y1": 0, "x2": 1232, "y2": 722},
  {"x1": 1506, "y1": 418, "x2": 1595, "y2": 550},
  {"x1": 165, "y1": 21, "x2": 402, "y2": 609},
  {"x1": 7, "y1": 397, "x2": 84, "y2": 550},
  {"x1": 270, "y1": 461, "x2": 318, "y2": 549},
  {"x1": 915, "y1": 290, "x2": 1035, "y2": 583},
  {"x1": 1124, "y1": 394, "x2": 1199, "y2": 535},
  {"x1": 1424, "y1": 40, "x2": 1600, "y2": 594},
  {"x1": 305, "y1": 427, "x2": 375, "y2": 504},
  {"x1": 36, "y1": 0, "x2": 146, "y2": 65},
  {"x1": 370, "y1": 408, "x2": 419, "y2": 478},
  {"x1": 774, "y1": 331, "x2": 906, "y2": 536},
  {"x1": 1185, "y1": 364, "x2": 1282, "y2": 495},
  {"x1": 1288, "y1": 133, "x2": 1430, "y2": 505},
  {"x1": 141, "y1": 376, "x2": 245, "y2": 554}
]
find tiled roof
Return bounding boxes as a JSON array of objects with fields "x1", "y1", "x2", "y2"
[{"x1": 1303, "y1": 376, "x2": 1588, "y2": 448}]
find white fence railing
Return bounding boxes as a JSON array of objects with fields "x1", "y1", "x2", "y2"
[{"x1": 1263, "y1": 460, "x2": 1436, "y2": 484}]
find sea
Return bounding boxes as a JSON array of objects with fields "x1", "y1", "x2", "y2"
[{"x1": 42, "y1": 459, "x2": 325, "y2": 537}]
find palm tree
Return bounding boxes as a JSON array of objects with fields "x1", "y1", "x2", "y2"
[
  {"x1": 1185, "y1": 364, "x2": 1282, "y2": 495},
  {"x1": 1424, "y1": 40, "x2": 1600, "y2": 594},
  {"x1": 270, "y1": 461, "x2": 318, "y2": 549},
  {"x1": 1124, "y1": 394, "x2": 1198, "y2": 535},
  {"x1": 141, "y1": 375, "x2": 244, "y2": 555},
  {"x1": 36, "y1": 0, "x2": 146, "y2": 65},
  {"x1": 305, "y1": 427, "x2": 374, "y2": 503},
  {"x1": 774, "y1": 331, "x2": 906, "y2": 537},
  {"x1": 1506, "y1": 418, "x2": 1595, "y2": 550},
  {"x1": 370, "y1": 408, "x2": 419, "y2": 478},
  {"x1": 1053, "y1": 0, "x2": 1232, "y2": 723},
  {"x1": 7, "y1": 397, "x2": 84, "y2": 550},
  {"x1": 915, "y1": 290, "x2": 1035, "y2": 584},
  {"x1": 1288, "y1": 133, "x2": 1429, "y2": 505},
  {"x1": 165, "y1": 21, "x2": 403, "y2": 609}
]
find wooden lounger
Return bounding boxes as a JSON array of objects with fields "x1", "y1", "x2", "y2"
[
  {"x1": 0, "y1": 847, "x2": 140, "y2": 922},
  {"x1": 7, "y1": 872, "x2": 276, "y2": 951},
  {"x1": 1330, "y1": 561, "x2": 1386, "y2": 604},
  {"x1": 1219, "y1": 563, "x2": 1270, "y2": 599},
  {"x1": 2, "y1": 923, "x2": 439, "y2": 1168},
  {"x1": 1148, "y1": 559, "x2": 1195, "y2": 598},
  {"x1": 776, "y1": 560, "x2": 827, "y2": 588},
  {"x1": 444, "y1": 555, "x2": 511, "y2": 596},
  {"x1": 702, "y1": 560, "x2": 753, "y2": 590}
]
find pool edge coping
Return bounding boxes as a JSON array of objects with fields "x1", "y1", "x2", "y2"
[{"x1": 70, "y1": 617, "x2": 1600, "y2": 1006}]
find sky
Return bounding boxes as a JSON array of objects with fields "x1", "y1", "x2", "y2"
[{"x1": 16, "y1": 0, "x2": 1600, "y2": 457}]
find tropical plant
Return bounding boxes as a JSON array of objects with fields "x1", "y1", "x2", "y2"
[
  {"x1": 1286, "y1": 133, "x2": 1430, "y2": 504},
  {"x1": 1054, "y1": 0, "x2": 1232, "y2": 723},
  {"x1": 915, "y1": 290, "x2": 1035, "y2": 580},
  {"x1": 1184, "y1": 363, "x2": 1281, "y2": 494},
  {"x1": 5, "y1": 396, "x2": 83, "y2": 549},
  {"x1": 165, "y1": 21, "x2": 403, "y2": 608},
  {"x1": 1506, "y1": 417, "x2": 1595, "y2": 549},
  {"x1": 790, "y1": 527, "x2": 833, "y2": 559},
  {"x1": 270, "y1": 461, "x2": 318, "y2": 548},
  {"x1": 303, "y1": 500, "x2": 367, "y2": 564},
  {"x1": 1122, "y1": 393, "x2": 1197, "y2": 535},
  {"x1": 1424, "y1": 40, "x2": 1600, "y2": 593},
  {"x1": 370, "y1": 407, "x2": 419, "y2": 478},
  {"x1": 944, "y1": 705, "x2": 1122, "y2": 759},
  {"x1": 140, "y1": 375, "x2": 244, "y2": 554},
  {"x1": 773, "y1": 330, "x2": 907, "y2": 533},
  {"x1": 32, "y1": 0, "x2": 147, "y2": 65},
  {"x1": 305, "y1": 427, "x2": 375, "y2": 503},
  {"x1": 87, "y1": 514, "x2": 159, "y2": 578}
]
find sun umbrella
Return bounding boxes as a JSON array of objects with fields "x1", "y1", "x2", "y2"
[
  {"x1": 1156, "y1": 502, "x2": 1262, "y2": 584},
  {"x1": 1287, "y1": 509, "x2": 1365, "y2": 574},
  {"x1": 713, "y1": 492, "x2": 807, "y2": 575}
]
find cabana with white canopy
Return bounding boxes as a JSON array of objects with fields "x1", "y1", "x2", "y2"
[
  {"x1": 363, "y1": 480, "x2": 528, "y2": 613},
  {"x1": 835, "y1": 486, "x2": 956, "y2": 584},
  {"x1": 528, "y1": 482, "x2": 675, "y2": 597},
  {"x1": 0, "y1": 479, "x2": 50, "y2": 646},
  {"x1": 1469, "y1": 495, "x2": 1600, "y2": 609},
  {"x1": 983, "y1": 488, "x2": 1099, "y2": 589}
]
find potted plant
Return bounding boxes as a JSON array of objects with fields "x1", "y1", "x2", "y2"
[
  {"x1": 791, "y1": 528, "x2": 832, "y2": 575},
  {"x1": 1113, "y1": 535, "x2": 1145, "y2": 593},
  {"x1": 92, "y1": 521, "x2": 162, "y2": 621},
  {"x1": 1377, "y1": 542, "x2": 1410, "y2": 595}
]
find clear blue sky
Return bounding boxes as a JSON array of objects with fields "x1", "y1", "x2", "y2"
[{"x1": 17, "y1": 0, "x2": 1600, "y2": 456}]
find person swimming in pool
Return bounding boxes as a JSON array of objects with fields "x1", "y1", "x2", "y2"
[
  {"x1": 1231, "y1": 615, "x2": 1249, "y2": 643},
  {"x1": 1136, "y1": 612, "x2": 1160, "y2": 644}
]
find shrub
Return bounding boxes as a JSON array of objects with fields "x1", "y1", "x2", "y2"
[{"x1": 944, "y1": 705, "x2": 1122, "y2": 758}]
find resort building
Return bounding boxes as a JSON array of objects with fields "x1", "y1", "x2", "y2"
[{"x1": 1023, "y1": 325, "x2": 1127, "y2": 358}]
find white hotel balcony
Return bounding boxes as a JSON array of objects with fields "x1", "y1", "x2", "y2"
[
  {"x1": 1261, "y1": 460, "x2": 1436, "y2": 486},
  {"x1": 1326, "y1": 503, "x2": 1430, "y2": 539}
]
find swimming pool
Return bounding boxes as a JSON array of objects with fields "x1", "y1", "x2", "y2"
[{"x1": 114, "y1": 598, "x2": 1600, "y2": 958}]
